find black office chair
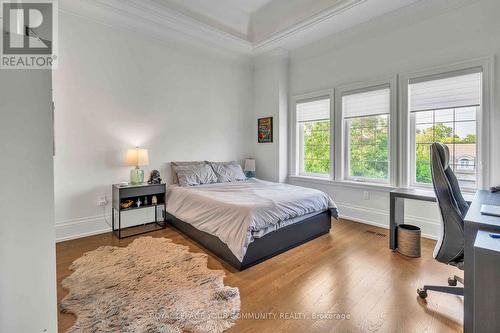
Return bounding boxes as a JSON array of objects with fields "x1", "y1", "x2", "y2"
[{"x1": 417, "y1": 142, "x2": 468, "y2": 299}]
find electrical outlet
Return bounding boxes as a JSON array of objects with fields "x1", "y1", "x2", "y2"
[
  {"x1": 98, "y1": 196, "x2": 108, "y2": 207},
  {"x1": 363, "y1": 191, "x2": 370, "y2": 200}
]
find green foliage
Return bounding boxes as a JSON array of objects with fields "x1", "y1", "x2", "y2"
[
  {"x1": 302, "y1": 118, "x2": 476, "y2": 183},
  {"x1": 303, "y1": 121, "x2": 330, "y2": 174},
  {"x1": 348, "y1": 115, "x2": 388, "y2": 179},
  {"x1": 415, "y1": 123, "x2": 476, "y2": 183}
]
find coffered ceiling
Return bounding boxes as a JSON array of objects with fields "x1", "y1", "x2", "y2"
[
  {"x1": 153, "y1": 0, "x2": 274, "y2": 39},
  {"x1": 60, "y1": 0, "x2": 453, "y2": 55}
]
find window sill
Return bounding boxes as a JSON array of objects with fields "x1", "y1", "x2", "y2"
[{"x1": 288, "y1": 175, "x2": 396, "y2": 191}]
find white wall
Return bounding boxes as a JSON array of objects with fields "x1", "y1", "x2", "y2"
[
  {"x1": 54, "y1": 0, "x2": 500, "y2": 241},
  {"x1": 286, "y1": 0, "x2": 500, "y2": 237},
  {"x1": 53, "y1": 12, "x2": 254, "y2": 241},
  {"x1": 252, "y1": 51, "x2": 289, "y2": 182},
  {"x1": 0, "y1": 70, "x2": 57, "y2": 332}
]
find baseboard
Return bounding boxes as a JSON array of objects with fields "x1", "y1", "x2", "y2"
[
  {"x1": 55, "y1": 207, "x2": 162, "y2": 242},
  {"x1": 55, "y1": 202, "x2": 439, "y2": 242},
  {"x1": 337, "y1": 202, "x2": 439, "y2": 240},
  {"x1": 55, "y1": 215, "x2": 111, "y2": 242}
]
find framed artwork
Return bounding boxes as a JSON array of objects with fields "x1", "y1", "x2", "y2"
[{"x1": 258, "y1": 117, "x2": 273, "y2": 143}]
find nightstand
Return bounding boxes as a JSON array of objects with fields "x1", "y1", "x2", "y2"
[{"x1": 112, "y1": 183, "x2": 167, "y2": 239}]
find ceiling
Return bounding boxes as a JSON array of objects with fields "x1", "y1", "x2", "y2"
[
  {"x1": 152, "y1": 0, "x2": 426, "y2": 44},
  {"x1": 221, "y1": 0, "x2": 274, "y2": 14},
  {"x1": 155, "y1": 0, "x2": 367, "y2": 42},
  {"x1": 60, "y1": 0, "x2": 446, "y2": 55}
]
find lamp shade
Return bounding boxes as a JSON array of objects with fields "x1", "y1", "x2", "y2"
[
  {"x1": 126, "y1": 148, "x2": 149, "y2": 167},
  {"x1": 244, "y1": 159, "x2": 256, "y2": 172}
]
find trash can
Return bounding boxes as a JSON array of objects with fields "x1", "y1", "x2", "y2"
[{"x1": 397, "y1": 224, "x2": 421, "y2": 257}]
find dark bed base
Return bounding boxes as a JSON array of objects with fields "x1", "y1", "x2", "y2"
[{"x1": 166, "y1": 210, "x2": 332, "y2": 271}]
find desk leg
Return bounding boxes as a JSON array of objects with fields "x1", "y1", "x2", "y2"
[
  {"x1": 464, "y1": 222, "x2": 475, "y2": 333},
  {"x1": 390, "y1": 195, "x2": 404, "y2": 250}
]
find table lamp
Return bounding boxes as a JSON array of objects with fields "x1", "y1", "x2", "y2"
[
  {"x1": 244, "y1": 158, "x2": 255, "y2": 178},
  {"x1": 126, "y1": 147, "x2": 149, "y2": 184}
]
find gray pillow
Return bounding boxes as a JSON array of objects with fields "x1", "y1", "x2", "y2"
[
  {"x1": 208, "y1": 161, "x2": 246, "y2": 183},
  {"x1": 173, "y1": 164, "x2": 217, "y2": 187},
  {"x1": 171, "y1": 161, "x2": 205, "y2": 184}
]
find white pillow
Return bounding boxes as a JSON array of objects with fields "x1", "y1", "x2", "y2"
[
  {"x1": 208, "y1": 161, "x2": 246, "y2": 183},
  {"x1": 170, "y1": 161, "x2": 205, "y2": 184},
  {"x1": 173, "y1": 164, "x2": 217, "y2": 187}
]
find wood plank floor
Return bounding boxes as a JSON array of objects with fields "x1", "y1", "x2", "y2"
[{"x1": 56, "y1": 219, "x2": 463, "y2": 332}]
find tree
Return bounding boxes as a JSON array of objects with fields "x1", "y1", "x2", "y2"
[
  {"x1": 303, "y1": 121, "x2": 330, "y2": 174},
  {"x1": 415, "y1": 123, "x2": 476, "y2": 183},
  {"x1": 348, "y1": 115, "x2": 388, "y2": 179},
  {"x1": 302, "y1": 119, "x2": 475, "y2": 183}
]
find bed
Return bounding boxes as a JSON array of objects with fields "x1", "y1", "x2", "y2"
[{"x1": 165, "y1": 177, "x2": 338, "y2": 270}]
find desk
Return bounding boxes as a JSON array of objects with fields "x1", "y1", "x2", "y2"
[
  {"x1": 389, "y1": 188, "x2": 437, "y2": 250},
  {"x1": 473, "y1": 230, "x2": 500, "y2": 332},
  {"x1": 464, "y1": 190, "x2": 500, "y2": 332},
  {"x1": 389, "y1": 188, "x2": 472, "y2": 250}
]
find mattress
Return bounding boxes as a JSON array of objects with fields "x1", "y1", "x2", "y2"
[{"x1": 165, "y1": 178, "x2": 337, "y2": 261}]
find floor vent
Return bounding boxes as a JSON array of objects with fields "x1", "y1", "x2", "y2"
[{"x1": 365, "y1": 230, "x2": 387, "y2": 237}]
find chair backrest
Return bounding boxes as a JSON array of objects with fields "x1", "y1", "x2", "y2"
[{"x1": 430, "y1": 142, "x2": 468, "y2": 264}]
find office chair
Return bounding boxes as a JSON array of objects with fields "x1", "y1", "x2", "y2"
[{"x1": 417, "y1": 142, "x2": 468, "y2": 299}]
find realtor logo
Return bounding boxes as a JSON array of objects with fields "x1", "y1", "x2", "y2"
[{"x1": 1, "y1": 0, "x2": 58, "y2": 69}]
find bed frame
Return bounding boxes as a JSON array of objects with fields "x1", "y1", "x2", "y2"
[{"x1": 166, "y1": 210, "x2": 332, "y2": 271}]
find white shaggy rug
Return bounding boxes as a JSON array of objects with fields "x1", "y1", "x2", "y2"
[{"x1": 61, "y1": 237, "x2": 240, "y2": 333}]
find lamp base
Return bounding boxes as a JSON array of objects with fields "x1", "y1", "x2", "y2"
[{"x1": 130, "y1": 167, "x2": 144, "y2": 185}]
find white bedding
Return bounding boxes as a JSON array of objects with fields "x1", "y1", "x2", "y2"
[{"x1": 166, "y1": 178, "x2": 337, "y2": 261}]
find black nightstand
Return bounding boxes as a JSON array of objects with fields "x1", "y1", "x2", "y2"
[{"x1": 112, "y1": 183, "x2": 167, "y2": 239}]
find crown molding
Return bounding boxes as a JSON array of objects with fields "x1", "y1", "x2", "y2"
[
  {"x1": 59, "y1": 0, "x2": 369, "y2": 56},
  {"x1": 58, "y1": 0, "x2": 472, "y2": 58},
  {"x1": 252, "y1": 0, "x2": 367, "y2": 52},
  {"x1": 59, "y1": 0, "x2": 253, "y2": 55}
]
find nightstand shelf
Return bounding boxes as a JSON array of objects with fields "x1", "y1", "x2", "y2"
[
  {"x1": 120, "y1": 204, "x2": 162, "y2": 212},
  {"x1": 112, "y1": 183, "x2": 167, "y2": 239}
]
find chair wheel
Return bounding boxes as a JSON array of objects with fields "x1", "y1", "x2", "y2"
[
  {"x1": 448, "y1": 277, "x2": 457, "y2": 286},
  {"x1": 417, "y1": 288, "x2": 428, "y2": 299}
]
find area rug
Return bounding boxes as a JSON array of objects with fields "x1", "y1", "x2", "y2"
[{"x1": 61, "y1": 237, "x2": 240, "y2": 333}]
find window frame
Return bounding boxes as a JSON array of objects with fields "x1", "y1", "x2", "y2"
[
  {"x1": 335, "y1": 77, "x2": 398, "y2": 186},
  {"x1": 291, "y1": 90, "x2": 334, "y2": 180},
  {"x1": 400, "y1": 58, "x2": 493, "y2": 191},
  {"x1": 409, "y1": 105, "x2": 479, "y2": 190},
  {"x1": 457, "y1": 156, "x2": 475, "y2": 172},
  {"x1": 288, "y1": 57, "x2": 493, "y2": 192}
]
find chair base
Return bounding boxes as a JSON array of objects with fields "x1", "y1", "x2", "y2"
[{"x1": 418, "y1": 275, "x2": 464, "y2": 299}]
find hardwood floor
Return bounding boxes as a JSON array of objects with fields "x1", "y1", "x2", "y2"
[{"x1": 56, "y1": 219, "x2": 463, "y2": 332}]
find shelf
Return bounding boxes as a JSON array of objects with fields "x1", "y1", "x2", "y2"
[
  {"x1": 120, "y1": 203, "x2": 164, "y2": 212},
  {"x1": 113, "y1": 221, "x2": 167, "y2": 239}
]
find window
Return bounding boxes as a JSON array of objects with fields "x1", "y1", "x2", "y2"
[
  {"x1": 342, "y1": 85, "x2": 391, "y2": 183},
  {"x1": 409, "y1": 69, "x2": 481, "y2": 189},
  {"x1": 457, "y1": 156, "x2": 475, "y2": 172},
  {"x1": 296, "y1": 97, "x2": 331, "y2": 176}
]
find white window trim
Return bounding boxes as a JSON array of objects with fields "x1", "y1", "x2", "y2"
[
  {"x1": 288, "y1": 57, "x2": 493, "y2": 192},
  {"x1": 399, "y1": 57, "x2": 493, "y2": 191},
  {"x1": 335, "y1": 76, "x2": 398, "y2": 186},
  {"x1": 290, "y1": 89, "x2": 334, "y2": 179}
]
